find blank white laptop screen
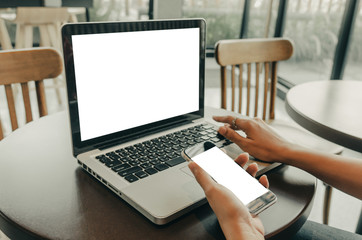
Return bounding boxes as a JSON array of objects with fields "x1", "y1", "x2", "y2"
[{"x1": 71, "y1": 28, "x2": 200, "y2": 141}]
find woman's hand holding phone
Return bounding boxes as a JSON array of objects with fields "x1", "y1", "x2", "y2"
[{"x1": 188, "y1": 152, "x2": 268, "y2": 240}]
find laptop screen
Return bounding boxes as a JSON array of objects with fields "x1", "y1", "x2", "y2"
[
  {"x1": 62, "y1": 19, "x2": 206, "y2": 155},
  {"x1": 72, "y1": 28, "x2": 200, "y2": 141}
]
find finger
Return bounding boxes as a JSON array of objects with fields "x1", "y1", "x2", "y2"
[
  {"x1": 245, "y1": 163, "x2": 258, "y2": 177},
  {"x1": 218, "y1": 126, "x2": 249, "y2": 147},
  {"x1": 213, "y1": 115, "x2": 235, "y2": 125},
  {"x1": 188, "y1": 161, "x2": 216, "y2": 192},
  {"x1": 234, "y1": 152, "x2": 249, "y2": 168},
  {"x1": 259, "y1": 175, "x2": 269, "y2": 188},
  {"x1": 214, "y1": 116, "x2": 252, "y2": 133}
]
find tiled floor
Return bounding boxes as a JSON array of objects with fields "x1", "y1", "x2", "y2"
[{"x1": 0, "y1": 58, "x2": 361, "y2": 239}]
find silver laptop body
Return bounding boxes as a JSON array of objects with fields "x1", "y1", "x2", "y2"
[{"x1": 62, "y1": 19, "x2": 213, "y2": 225}]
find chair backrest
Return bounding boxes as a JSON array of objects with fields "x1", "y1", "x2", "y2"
[
  {"x1": 15, "y1": 7, "x2": 69, "y2": 24},
  {"x1": 215, "y1": 38, "x2": 293, "y2": 120},
  {"x1": 0, "y1": 48, "x2": 63, "y2": 140}
]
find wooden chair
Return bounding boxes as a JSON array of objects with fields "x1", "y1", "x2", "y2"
[
  {"x1": 216, "y1": 38, "x2": 292, "y2": 120},
  {"x1": 1, "y1": 7, "x2": 69, "y2": 105},
  {"x1": 215, "y1": 38, "x2": 343, "y2": 225},
  {"x1": 215, "y1": 38, "x2": 343, "y2": 152},
  {"x1": 0, "y1": 48, "x2": 63, "y2": 140},
  {"x1": 3, "y1": 7, "x2": 69, "y2": 51}
]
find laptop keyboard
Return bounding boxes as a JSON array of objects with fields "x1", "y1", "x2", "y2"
[{"x1": 95, "y1": 123, "x2": 231, "y2": 183}]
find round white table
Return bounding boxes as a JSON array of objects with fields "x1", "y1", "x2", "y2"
[
  {"x1": 285, "y1": 80, "x2": 362, "y2": 153},
  {"x1": 285, "y1": 80, "x2": 362, "y2": 230}
]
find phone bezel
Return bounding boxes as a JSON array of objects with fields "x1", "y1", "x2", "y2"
[{"x1": 181, "y1": 141, "x2": 277, "y2": 215}]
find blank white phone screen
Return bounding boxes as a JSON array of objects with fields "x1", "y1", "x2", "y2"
[{"x1": 192, "y1": 147, "x2": 268, "y2": 205}]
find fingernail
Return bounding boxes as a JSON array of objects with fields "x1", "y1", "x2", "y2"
[
  {"x1": 188, "y1": 162, "x2": 196, "y2": 174},
  {"x1": 219, "y1": 126, "x2": 226, "y2": 134}
]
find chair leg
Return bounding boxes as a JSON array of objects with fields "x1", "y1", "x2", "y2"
[
  {"x1": 39, "y1": 24, "x2": 64, "y2": 106},
  {"x1": 39, "y1": 25, "x2": 51, "y2": 47},
  {"x1": 0, "y1": 19, "x2": 12, "y2": 50},
  {"x1": 15, "y1": 24, "x2": 24, "y2": 49},
  {"x1": 69, "y1": 13, "x2": 78, "y2": 23},
  {"x1": 47, "y1": 23, "x2": 61, "y2": 51},
  {"x1": 323, "y1": 183, "x2": 333, "y2": 225},
  {"x1": 23, "y1": 25, "x2": 33, "y2": 48},
  {"x1": 53, "y1": 77, "x2": 64, "y2": 105}
]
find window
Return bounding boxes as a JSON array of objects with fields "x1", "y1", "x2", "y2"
[
  {"x1": 87, "y1": 0, "x2": 360, "y2": 84},
  {"x1": 182, "y1": 0, "x2": 244, "y2": 48},
  {"x1": 343, "y1": 1, "x2": 362, "y2": 81},
  {"x1": 247, "y1": 0, "x2": 278, "y2": 38},
  {"x1": 89, "y1": 0, "x2": 149, "y2": 22},
  {"x1": 278, "y1": 0, "x2": 346, "y2": 85}
]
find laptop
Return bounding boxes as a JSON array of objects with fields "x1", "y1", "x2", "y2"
[{"x1": 61, "y1": 19, "x2": 280, "y2": 225}]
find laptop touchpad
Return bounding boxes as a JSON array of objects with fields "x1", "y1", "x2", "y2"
[{"x1": 180, "y1": 166, "x2": 194, "y2": 178}]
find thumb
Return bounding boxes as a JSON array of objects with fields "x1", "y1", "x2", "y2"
[{"x1": 188, "y1": 161, "x2": 216, "y2": 192}]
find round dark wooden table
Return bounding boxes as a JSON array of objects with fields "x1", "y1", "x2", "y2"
[{"x1": 0, "y1": 108, "x2": 315, "y2": 240}]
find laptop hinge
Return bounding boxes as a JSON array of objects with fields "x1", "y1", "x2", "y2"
[{"x1": 96, "y1": 119, "x2": 193, "y2": 151}]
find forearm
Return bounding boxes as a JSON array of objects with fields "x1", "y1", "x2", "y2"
[
  {"x1": 279, "y1": 144, "x2": 362, "y2": 200},
  {"x1": 213, "y1": 117, "x2": 362, "y2": 200}
]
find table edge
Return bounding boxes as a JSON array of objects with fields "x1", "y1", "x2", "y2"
[{"x1": 285, "y1": 90, "x2": 362, "y2": 152}]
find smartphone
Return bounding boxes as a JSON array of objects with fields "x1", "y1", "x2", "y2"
[{"x1": 182, "y1": 141, "x2": 276, "y2": 215}]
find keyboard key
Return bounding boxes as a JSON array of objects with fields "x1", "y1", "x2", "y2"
[
  {"x1": 201, "y1": 136, "x2": 210, "y2": 141},
  {"x1": 154, "y1": 163, "x2": 169, "y2": 171},
  {"x1": 125, "y1": 175, "x2": 138, "y2": 183},
  {"x1": 105, "y1": 160, "x2": 122, "y2": 168},
  {"x1": 180, "y1": 143, "x2": 189, "y2": 148},
  {"x1": 217, "y1": 132, "x2": 225, "y2": 140},
  {"x1": 158, "y1": 155, "x2": 170, "y2": 162},
  {"x1": 145, "y1": 168, "x2": 158, "y2": 175},
  {"x1": 139, "y1": 157, "x2": 149, "y2": 162},
  {"x1": 129, "y1": 160, "x2": 140, "y2": 166},
  {"x1": 210, "y1": 137, "x2": 222, "y2": 143},
  {"x1": 135, "y1": 171, "x2": 148, "y2": 179},
  {"x1": 202, "y1": 124, "x2": 213, "y2": 129},
  {"x1": 165, "y1": 157, "x2": 186, "y2": 167},
  {"x1": 96, "y1": 155, "x2": 109, "y2": 163},
  {"x1": 108, "y1": 154, "x2": 121, "y2": 161},
  {"x1": 150, "y1": 160, "x2": 161, "y2": 165},
  {"x1": 118, "y1": 166, "x2": 142, "y2": 177},
  {"x1": 195, "y1": 138, "x2": 204, "y2": 143},
  {"x1": 112, "y1": 163, "x2": 131, "y2": 172},
  {"x1": 140, "y1": 162, "x2": 151, "y2": 168}
]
